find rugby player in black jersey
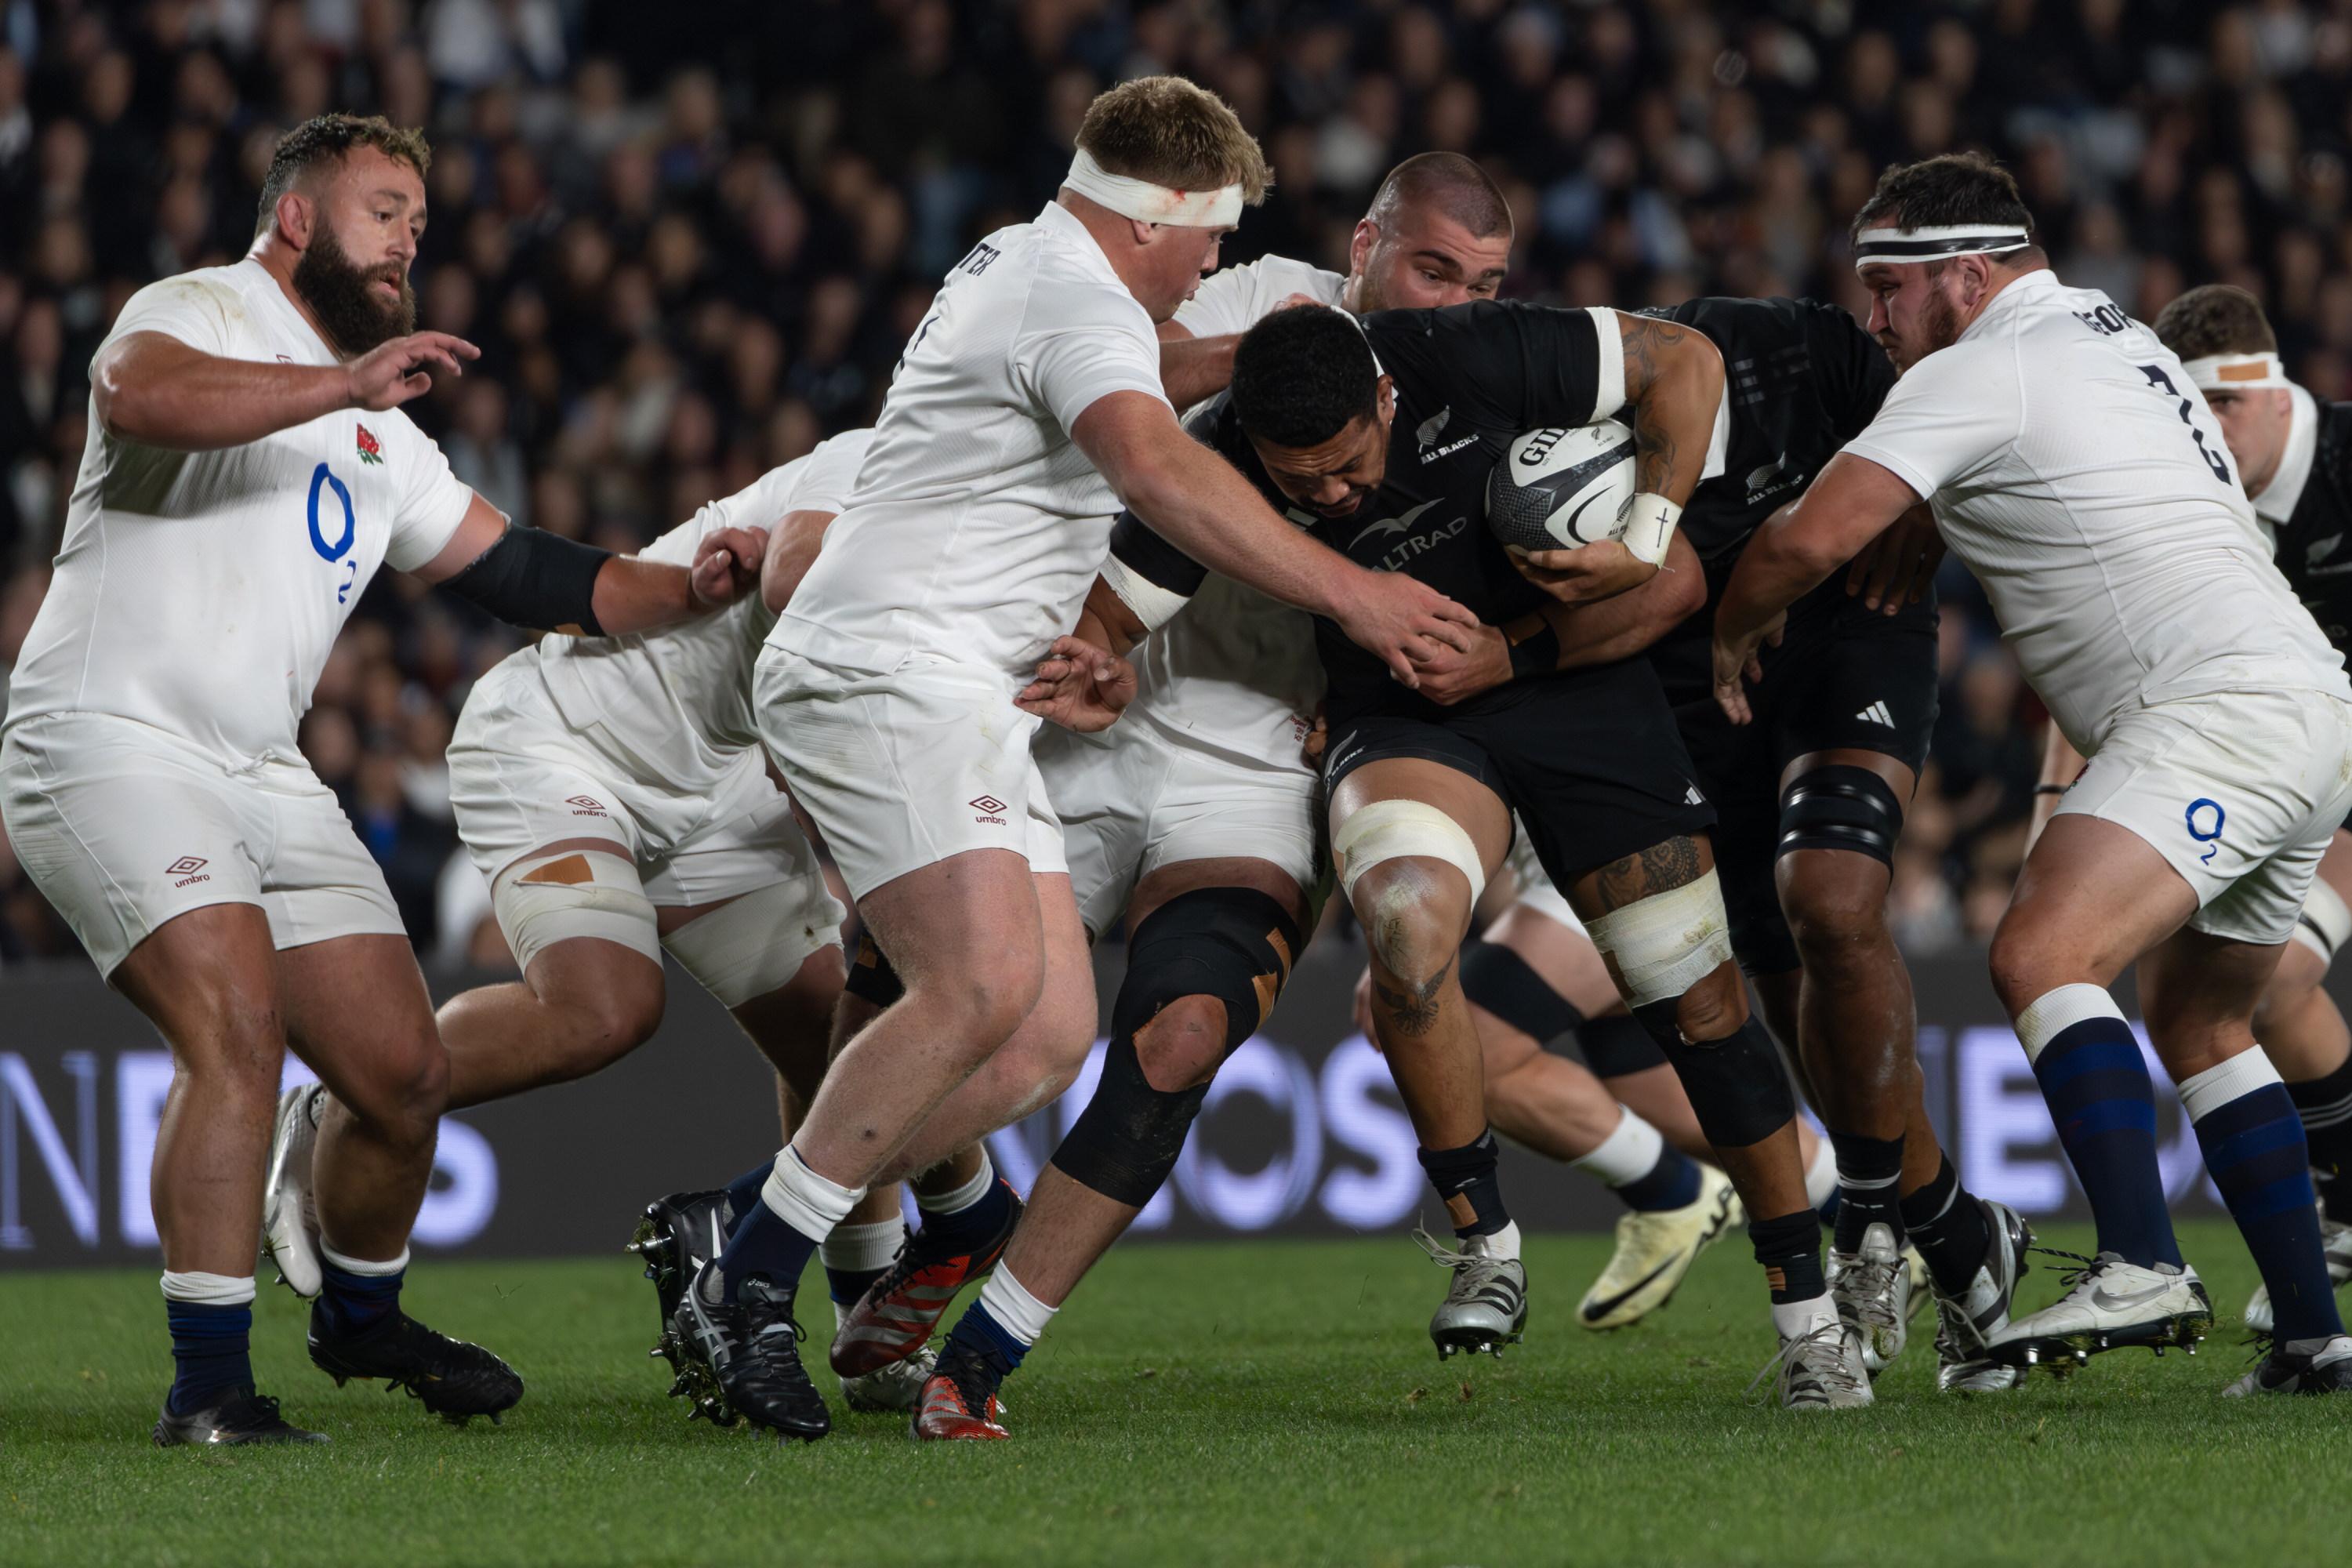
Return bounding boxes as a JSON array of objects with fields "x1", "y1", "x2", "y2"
[
  {"x1": 2144, "y1": 286, "x2": 2352, "y2": 1335},
  {"x1": 1112, "y1": 300, "x2": 1878, "y2": 1406}
]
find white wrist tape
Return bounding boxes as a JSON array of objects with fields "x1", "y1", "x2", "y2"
[
  {"x1": 1064, "y1": 147, "x2": 1243, "y2": 228},
  {"x1": 1621, "y1": 493, "x2": 1681, "y2": 568},
  {"x1": 1100, "y1": 553, "x2": 1190, "y2": 633},
  {"x1": 2182, "y1": 351, "x2": 2289, "y2": 392}
]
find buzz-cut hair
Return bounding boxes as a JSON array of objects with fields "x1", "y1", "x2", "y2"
[
  {"x1": 1075, "y1": 75, "x2": 1272, "y2": 207},
  {"x1": 1368, "y1": 152, "x2": 1512, "y2": 240},
  {"x1": 2153, "y1": 284, "x2": 2277, "y2": 361},
  {"x1": 1851, "y1": 151, "x2": 2043, "y2": 266},
  {"x1": 1230, "y1": 306, "x2": 1377, "y2": 449},
  {"x1": 257, "y1": 113, "x2": 432, "y2": 235}
]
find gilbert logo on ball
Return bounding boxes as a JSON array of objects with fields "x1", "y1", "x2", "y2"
[{"x1": 1486, "y1": 420, "x2": 1637, "y2": 552}]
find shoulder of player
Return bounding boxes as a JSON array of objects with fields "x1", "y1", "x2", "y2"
[{"x1": 107, "y1": 264, "x2": 252, "y2": 340}]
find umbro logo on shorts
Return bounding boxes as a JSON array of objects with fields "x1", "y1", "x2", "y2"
[
  {"x1": 166, "y1": 856, "x2": 211, "y2": 887},
  {"x1": 1855, "y1": 701, "x2": 1895, "y2": 727},
  {"x1": 566, "y1": 795, "x2": 608, "y2": 816},
  {"x1": 970, "y1": 795, "x2": 1008, "y2": 825}
]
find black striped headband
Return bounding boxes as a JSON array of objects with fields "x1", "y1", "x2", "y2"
[{"x1": 1853, "y1": 224, "x2": 2031, "y2": 268}]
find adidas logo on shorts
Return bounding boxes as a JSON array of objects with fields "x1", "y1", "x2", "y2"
[{"x1": 1855, "y1": 701, "x2": 1895, "y2": 728}]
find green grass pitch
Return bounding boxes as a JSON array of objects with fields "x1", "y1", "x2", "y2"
[{"x1": 1, "y1": 1218, "x2": 2339, "y2": 1567}]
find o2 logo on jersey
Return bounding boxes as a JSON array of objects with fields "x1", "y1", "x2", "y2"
[
  {"x1": 307, "y1": 462, "x2": 361, "y2": 603},
  {"x1": 2185, "y1": 797, "x2": 2226, "y2": 866}
]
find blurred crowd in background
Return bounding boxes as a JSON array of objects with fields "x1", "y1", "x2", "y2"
[{"x1": 1, "y1": 0, "x2": 2345, "y2": 967}]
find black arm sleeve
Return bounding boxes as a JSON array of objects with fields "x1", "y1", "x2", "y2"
[{"x1": 439, "y1": 525, "x2": 613, "y2": 635}]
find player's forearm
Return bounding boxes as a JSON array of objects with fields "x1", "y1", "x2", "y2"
[
  {"x1": 94, "y1": 336, "x2": 352, "y2": 452},
  {"x1": 761, "y1": 509, "x2": 835, "y2": 615},
  {"x1": 1529, "y1": 535, "x2": 1705, "y2": 669},
  {"x1": 589, "y1": 556, "x2": 700, "y2": 637},
  {"x1": 1118, "y1": 446, "x2": 1356, "y2": 621},
  {"x1": 1158, "y1": 334, "x2": 1238, "y2": 408}
]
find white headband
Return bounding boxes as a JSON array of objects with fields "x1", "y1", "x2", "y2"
[
  {"x1": 1064, "y1": 147, "x2": 1243, "y2": 228},
  {"x1": 2183, "y1": 351, "x2": 2289, "y2": 392},
  {"x1": 1853, "y1": 223, "x2": 2031, "y2": 269}
]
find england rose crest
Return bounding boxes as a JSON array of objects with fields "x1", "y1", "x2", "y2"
[{"x1": 356, "y1": 423, "x2": 383, "y2": 465}]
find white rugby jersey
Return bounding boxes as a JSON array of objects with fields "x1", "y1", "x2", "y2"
[
  {"x1": 1173, "y1": 252, "x2": 1348, "y2": 341},
  {"x1": 767, "y1": 202, "x2": 1169, "y2": 684},
  {"x1": 1844, "y1": 268, "x2": 2350, "y2": 754},
  {"x1": 1117, "y1": 258, "x2": 1348, "y2": 772},
  {"x1": 521, "y1": 430, "x2": 872, "y2": 792},
  {"x1": 5, "y1": 260, "x2": 474, "y2": 768}
]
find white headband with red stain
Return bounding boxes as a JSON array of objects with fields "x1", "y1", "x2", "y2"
[{"x1": 1065, "y1": 148, "x2": 1243, "y2": 227}]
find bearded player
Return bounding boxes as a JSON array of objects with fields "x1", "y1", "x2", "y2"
[
  {"x1": 0, "y1": 114, "x2": 764, "y2": 1444},
  {"x1": 1718, "y1": 153, "x2": 2352, "y2": 1395}
]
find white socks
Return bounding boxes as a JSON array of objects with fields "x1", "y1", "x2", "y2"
[
  {"x1": 919, "y1": 1147, "x2": 996, "y2": 1218},
  {"x1": 1475, "y1": 1219, "x2": 1525, "y2": 1262},
  {"x1": 820, "y1": 1218, "x2": 903, "y2": 1278},
  {"x1": 1570, "y1": 1106, "x2": 1664, "y2": 1187},
  {"x1": 1770, "y1": 1291, "x2": 1836, "y2": 1340},
  {"x1": 763, "y1": 1144, "x2": 866, "y2": 1244},
  {"x1": 975, "y1": 1262, "x2": 1058, "y2": 1349},
  {"x1": 319, "y1": 1244, "x2": 408, "y2": 1277},
  {"x1": 160, "y1": 1270, "x2": 255, "y2": 1305}
]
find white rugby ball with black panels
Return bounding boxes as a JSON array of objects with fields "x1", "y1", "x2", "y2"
[{"x1": 1486, "y1": 420, "x2": 1637, "y2": 552}]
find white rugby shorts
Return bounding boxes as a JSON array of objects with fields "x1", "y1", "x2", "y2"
[
  {"x1": 1504, "y1": 822, "x2": 1592, "y2": 938},
  {"x1": 1038, "y1": 717, "x2": 1323, "y2": 938},
  {"x1": 755, "y1": 647, "x2": 1066, "y2": 902},
  {"x1": 0, "y1": 713, "x2": 405, "y2": 976},
  {"x1": 447, "y1": 678, "x2": 844, "y2": 975},
  {"x1": 2056, "y1": 687, "x2": 2352, "y2": 946}
]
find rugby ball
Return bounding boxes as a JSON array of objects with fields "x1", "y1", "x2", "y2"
[{"x1": 1486, "y1": 420, "x2": 1636, "y2": 552}]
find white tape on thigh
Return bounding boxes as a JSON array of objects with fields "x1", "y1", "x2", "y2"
[
  {"x1": 1581, "y1": 869, "x2": 1735, "y2": 1008},
  {"x1": 493, "y1": 849, "x2": 660, "y2": 973},
  {"x1": 2294, "y1": 877, "x2": 2352, "y2": 967},
  {"x1": 661, "y1": 877, "x2": 847, "y2": 1009},
  {"x1": 1331, "y1": 799, "x2": 1487, "y2": 905}
]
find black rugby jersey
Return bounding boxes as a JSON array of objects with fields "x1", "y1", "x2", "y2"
[
  {"x1": 2270, "y1": 396, "x2": 2352, "y2": 656},
  {"x1": 1112, "y1": 299, "x2": 1621, "y2": 722},
  {"x1": 1645, "y1": 296, "x2": 1894, "y2": 564}
]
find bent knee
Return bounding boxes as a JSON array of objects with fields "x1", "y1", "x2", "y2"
[
  {"x1": 1133, "y1": 995, "x2": 1231, "y2": 1092},
  {"x1": 1672, "y1": 962, "x2": 1750, "y2": 1043},
  {"x1": 1354, "y1": 863, "x2": 1469, "y2": 987}
]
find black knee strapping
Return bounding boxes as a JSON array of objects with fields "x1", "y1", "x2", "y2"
[
  {"x1": 1459, "y1": 937, "x2": 1584, "y2": 1045},
  {"x1": 842, "y1": 931, "x2": 904, "y2": 1007},
  {"x1": 1050, "y1": 888, "x2": 1304, "y2": 1207},
  {"x1": 1777, "y1": 764, "x2": 1903, "y2": 866},
  {"x1": 1640, "y1": 1006, "x2": 1797, "y2": 1149},
  {"x1": 1573, "y1": 1011, "x2": 1668, "y2": 1076}
]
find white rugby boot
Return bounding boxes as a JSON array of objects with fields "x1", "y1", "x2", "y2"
[
  {"x1": 841, "y1": 1343, "x2": 942, "y2": 1414},
  {"x1": 2243, "y1": 1203, "x2": 2352, "y2": 1334},
  {"x1": 1750, "y1": 1299, "x2": 1872, "y2": 1410},
  {"x1": 1827, "y1": 1221, "x2": 1912, "y2": 1375},
  {"x1": 1577, "y1": 1164, "x2": 1740, "y2": 1330},
  {"x1": 1929, "y1": 1199, "x2": 2032, "y2": 1392},
  {"x1": 261, "y1": 1083, "x2": 327, "y2": 1299},
  {"x1": 1988, "y1": 1250, "x2": 2212, "y2": 1374}
]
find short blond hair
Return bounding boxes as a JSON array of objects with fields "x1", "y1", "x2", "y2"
[{"x1": 1076, "y1": 75, "x2": 1272, "y2": 206}]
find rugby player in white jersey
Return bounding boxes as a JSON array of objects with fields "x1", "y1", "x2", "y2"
[
  {"x1": 1716, "y1": 152, "x2": 2352, "y2": 1394},
  {"x1": 256, "y1": 429, "x2": 951, "y2": 1414},
  {"x1": 0, "y1": 115, "x2": 766, "y2": 1445},
  {"x1": 671, "y1": 78, "x2": 1472, "y2": 1443}
]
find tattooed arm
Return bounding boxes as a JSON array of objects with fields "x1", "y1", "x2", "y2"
[{"x1": 1511, "y1": 310, "x2": 1725, "y2": 606}]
